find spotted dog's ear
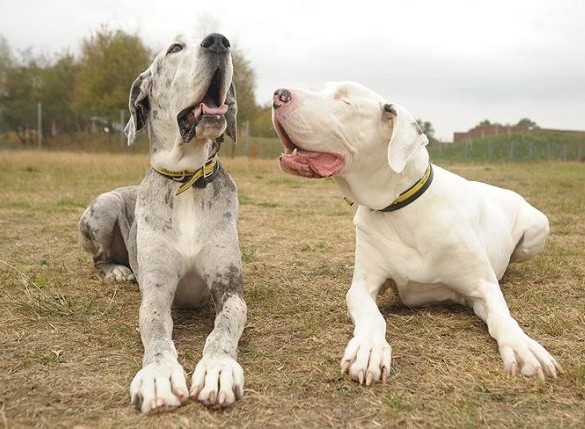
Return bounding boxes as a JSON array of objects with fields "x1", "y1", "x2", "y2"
[
  {"x1": 124, "y1": 70, "x2": 152, "y2": 146},
  {"x1": 384, "y1": 103, "x2": 428, "y2": 173},
  {"x1": 225, "y1": 82, "x2": 238, "y2": 144}
]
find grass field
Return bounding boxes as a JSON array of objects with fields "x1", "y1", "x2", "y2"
[{"x1": 1, "y1": 150, "x2": 584, "y2": 428}]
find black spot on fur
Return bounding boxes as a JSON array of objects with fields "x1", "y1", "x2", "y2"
[
  {"x1": 209, "y1": 263, "x2": 243, "y2": 310},
  {"x1": 164, "y1": 188, "x2": 173, "y2": 208},
  {"x1": 80, "y1": 220, "x2": 94, "y2": 241}
]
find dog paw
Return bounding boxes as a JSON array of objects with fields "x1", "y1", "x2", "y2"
[
  {"x1": 499, "y1": 335, "x2": 563, "y2": 379},
  {"x1": 103, "y1": 264, "x2": 135, "y2": 283},
  {"x1": 190, "y1": 355, "x2": 244, "y2": 407},
  {"x1": 340, "y1": 335, "x2": 392, "y2": 385},
  {"x1": 130, "y1": 359, "x2": 188, "y2": 414}
]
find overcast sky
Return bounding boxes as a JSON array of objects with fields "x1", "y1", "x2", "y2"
[{"x1": 1, "y1": 0, "x2": 584, "y2": 140}]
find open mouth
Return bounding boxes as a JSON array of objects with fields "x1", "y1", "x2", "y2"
[
  {"x1": 274, "y1": 117, "x2": 345, "y2": 178},
  {"x1": 177, "y1": 67, "x2": 229, "y2": 142}
]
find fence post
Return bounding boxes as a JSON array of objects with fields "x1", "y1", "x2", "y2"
[
  {"x1": 37, "y1": 102, "x2": 43, "y2": 148},
  {"x1": 120, "y1": 109, "x2": 125, "y2": 148},
  {"x1": 509, "y1": 140, "x2": 514, "y2": 160}
]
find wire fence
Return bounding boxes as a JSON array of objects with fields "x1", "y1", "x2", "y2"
[
  {"x1": 2, "y1": 121, "x2": 584, "y2": 163},
  {"x1": 429, "y1": 139, "x2": 585, "y2": 162}
]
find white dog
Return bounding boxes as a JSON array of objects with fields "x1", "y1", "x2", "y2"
[{"x1": 272, "y1": 81, "x2": 562, "y2": 385}]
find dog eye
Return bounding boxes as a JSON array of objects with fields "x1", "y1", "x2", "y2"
[{"x1": 166, "y1": 43, "x2": 183, "y2": 55}]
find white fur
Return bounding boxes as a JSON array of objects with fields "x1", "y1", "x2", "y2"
[{"x1": 273, "y1": 81, "x2": 561, "y2": 384}]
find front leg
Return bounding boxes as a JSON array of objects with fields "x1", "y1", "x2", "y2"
[
  {"x1": 129, "y1": 254, "x2": 188, "y2": 414},
  {"x1": 190, "y1": 259, "x2": 247, "y2": 407},
  {"x1": 341, "y1": 264, "x2": 392, "y2": 385},
  {"x1": 468, "y1": 279, "x2": 562, "y2": 379}
]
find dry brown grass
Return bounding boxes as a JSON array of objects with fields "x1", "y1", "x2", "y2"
[{"x1": 1, "y1": 150, "x2": 584, "y2": 428}]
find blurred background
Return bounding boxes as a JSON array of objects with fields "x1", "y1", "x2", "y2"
[{"x1": 0, "y1": 0, "x2": 584, "y2": 161}]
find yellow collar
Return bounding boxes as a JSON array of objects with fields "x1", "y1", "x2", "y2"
[
  {"x1": 153, "y1": 154, "x2": 219, "y2": 195},
  {"x1": 344, "y1": 164, "x2": 434, "y2": 212}
]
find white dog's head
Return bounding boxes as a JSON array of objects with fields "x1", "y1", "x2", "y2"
[
  {"x1": 125, "y1": 33, "x2": 237, "y2": 146},
  {"x1": 272, "y1": 81, "x2": 428, "y2": 178}
]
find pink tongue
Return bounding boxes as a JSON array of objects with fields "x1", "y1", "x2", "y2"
[
  {"x1": 200, "y1": 103, "x2": 228, "y2": 115},
  {"x1": 308, "y1": 152, "x2": 341, "y2": 176},
  {"x1": 189, "y1": 103, "x2": 228, "y2": 123}
]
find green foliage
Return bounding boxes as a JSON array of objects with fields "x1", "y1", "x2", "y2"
[
  {"x1": 1, "y1": 54, "x2": 41, "y2": 143},
  {"x1": 231, "y1": 44, "x2": 257, "y2": 126},
  {"x1": 516, "y1": 117, "x2": 538, "y2": 128},
  {"x1": 73, "y1": 25, "x2": 151, "y2": 120},
  {"x1": 0, "y1": 28, "x2": 267, "y2": 144},
  {"x1": 251, "y1": 103, "x2": 277, "y2": 138},
  {"x1": 41, "y1": 54, "x2": 78, "y2": 132},
  {"x1": 0, "y1": 35, "x2": 12, "y2": 133},
  {"x1": 416, "y1": 118, "x2": 438, "y2": 144}
]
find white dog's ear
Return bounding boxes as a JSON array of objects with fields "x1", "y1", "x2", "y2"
[
  {"x1": 384, "y1": 103, "x2": 428, "y2": 173},
  {"x1": 124, "y1": 70, "x2": 152, "y2": 145}
]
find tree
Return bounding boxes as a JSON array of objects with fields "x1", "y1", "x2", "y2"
[
  {"x1": 0, "y1": 35, "x2": 13, "y2": 133},
  {"x1": 1, "y1": 49, "x2": 42, "y2": 144},
  {"x1": 231, "y1": 45, "x2": 257, "y2": 128},
  {"x1": 416, "y1": 118, "x2": 438, "y2": 144},
  {"x1": 73, "y1": 26, "x2": 151, "y2": 122},
  {"x1": 516, "y1": 118, "x2": 538, "y2": 129},
  {"x1": 41, "y1": 53, "x2": 78, "y2": 134},
  {"x1": 251, "y1": 103, "x2": 277, "y2": 138}
]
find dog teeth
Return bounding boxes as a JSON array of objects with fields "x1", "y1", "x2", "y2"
[{"x1": 292, "y1": 148, "x2": 298, "y2": 156}]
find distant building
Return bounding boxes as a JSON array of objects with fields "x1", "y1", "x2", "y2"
[{"x1": 453, "y1": 124, "x2": 585, "y2": 142}]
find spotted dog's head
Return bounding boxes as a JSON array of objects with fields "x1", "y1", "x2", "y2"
[{"x1": 125, "y1": 33, "x2": 237, "y2": 146}]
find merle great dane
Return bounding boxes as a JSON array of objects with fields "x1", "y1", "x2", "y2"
[{"x1": 79, "y1": 34, "x2": 246, "y2": 413}]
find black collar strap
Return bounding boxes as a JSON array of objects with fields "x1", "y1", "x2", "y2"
[
  {"x1": 343, "y1": 163, "x2": 434, "y2": 212},
  {"x1": 153, "y1": 154, "x2": 220, "y2": 195},
  {"x1": 379, "y1": 163, "x2": 433, "y2": 212}
]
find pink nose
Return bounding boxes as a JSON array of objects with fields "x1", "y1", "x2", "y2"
[{"x1": 273, "y1": 88, "x2": 292, "y2": 109}]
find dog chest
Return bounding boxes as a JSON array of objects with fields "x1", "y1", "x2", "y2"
[{"x1": 173, "y1": 188, "x2": 209, "y2": 261}]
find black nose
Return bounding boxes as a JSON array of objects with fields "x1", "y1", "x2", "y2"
[
  {"x1": 201, "y1": 33, "x2": 230, "y2": 54},
  {"x1": 273, "y1": 88, "x2": 292, "y2": 109}
]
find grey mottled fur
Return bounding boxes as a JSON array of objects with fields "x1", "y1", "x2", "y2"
[{"x1": 78, "y1": 34, "x2": 247, "y2": 413}]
